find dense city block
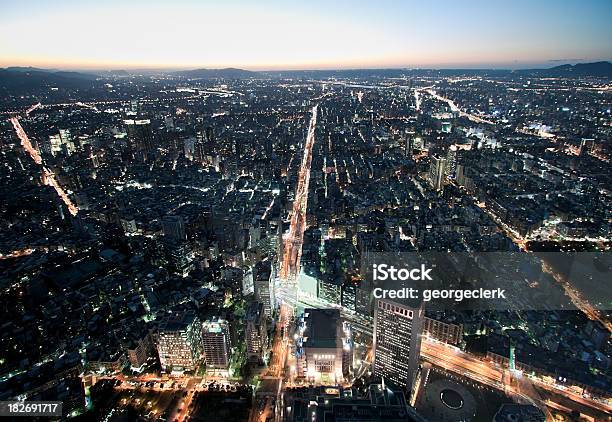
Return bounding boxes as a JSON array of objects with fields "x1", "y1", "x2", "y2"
[{"x1": 1, "y1": 64, "x2": 611, "y2": 421}]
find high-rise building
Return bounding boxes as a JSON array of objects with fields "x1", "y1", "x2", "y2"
[
  {"x1": 428, "y1": 154, "x2": 447, "y2": 192},
  {"x1": 296, "y1": 309, "x2": 352, "y2": 383},
  {"x1": 183, "y1": 137, "x2": 196, "y2": 160},
  {"x1": 201, "y1": 319, "x2": 231, "y2": 369},
  {"x1": 245, "y1": 301, "x2": 268, "y2": 362},
  {"x1": 164, "y1": 115, "x2": 174, "y2": 130},
  {"x1": 124, "y1": 119, "x2": 154, "y2": 158},
  {"x1": 205, "y1": 126, "x2": 214, "y2": 143},
  {"x1": 413, "y1": 136, "x2": 424, "y2": 150},
  {"x1": 404, "y1": 130, "x2": 415, "y2": 158},
  {"x1": 318, "y1": 278, "x2": 342, "y2": 305},
  {"x1": 242, "y1": 267, "x2": 254, "y2": 296},
  {"x1": 341, "y1": 281, "x2": 357, "y2": 312},
  {"x1": 445, "y1": 145, "x2": 458, "y2": 180},
  {"x1": 162, "y1": 240, "x2": 194, "y2": 276},
  {"x1": 46, "y1": 129, "x2": 75, "y2": 156},
  {"x1": 162, "y1": 215, "x2": 186, "y2": 241},
  {"x1": 423, "y1": 315, "x2": 463, "y2": 345},
  {"x1": 254, "y1": 260, "x2": 276, "y2": 318},
  {"x1": 123, "y1": 328, "x2": 154, "y2": 370},
  {"x1": 194, "y1": 138, "x2": 206, "y2": 163},
  {"x1": 157, "y1": 311, "x2": 202, "y2": 372},
  {"x1": 373, "y1": 298, "x2": 424, "y2": 394},
  {"x1": 48, "y1": 134, "x2": 62, "y2": 156}
]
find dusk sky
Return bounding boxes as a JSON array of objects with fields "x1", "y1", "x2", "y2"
[{"x1": 1, "y1": 0, "x2": 611, "y2": 70}]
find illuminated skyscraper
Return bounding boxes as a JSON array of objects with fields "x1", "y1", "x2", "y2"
[
  {"x1": 428, "y1": 154, "x2": 447, "y2": 192},
  {"x1": 157, "y1": 311, "x2": 202, "y2": 372},
  {"x1": 373, "y1": 298, "x2": 424, "y2": 395},
  {"x1": 201, "y1": 319, "x2": 231, "y2": 369},
  {"x1": 296, "y1": 308, "x2": 352, "y2": 383},
  {"x1": 124, "y1": 119, "x2": 154, "y2": 159},
  {"x1": 245, "y1": 301, "x2": 268, "y2": 362},
  {"x1": 205, "y1": 126, "x2": 214, "y2": 143},
  {"x1": 445, "y1": 145, "x2": 458, "y2": 180},
  {"x1": 162, "y1": 215, "x2": 186, "y2": 241},
  {"x1": 254, "y1": 259, "x2": 276, "y2": 318}
]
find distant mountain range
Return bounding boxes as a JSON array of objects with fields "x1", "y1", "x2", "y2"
[
  {"x1": 265, "y1": 61, "x2": 612, "y2": 79},
  {"x1": 516, "y1": 61, "x2": 612, "y2": 78},
  {"x1": 0, "y1": 67, "x2": 98, "y2": 93},
  {"x1": 1, "y1": 62, "x2": 610, "y2": 96},
  {"x1": 171, "y1": 67, "x2": 260, "y2": 79},
  {"x1": 4, "y1": 66, "x2": 98, "y2": 79}
]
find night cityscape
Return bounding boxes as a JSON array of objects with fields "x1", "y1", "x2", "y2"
[{"x1": 1, "y1": 1, "x2": 611, "y2": 421}]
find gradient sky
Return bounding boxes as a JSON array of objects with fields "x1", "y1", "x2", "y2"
[{"x1": 1, "y1": 0, "x2": 611, "y2": 70}]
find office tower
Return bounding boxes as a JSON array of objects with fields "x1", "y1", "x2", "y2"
[
  {"x1": 124, "y1": 328, "x2": 154, "y2": 369},
  {"x1": 341, "y1": 281, "x2": 357, "y2": 312},
  {"x1": 423, "y1": 315, "x2": 463, "y2": 345},
  {"x1": 341, "y1": 321, "x2": 353, "y2": 377},
  {"x1": 445, "y1": 145, "x2": 458, "y2": 180},
  {"x1": 245, "y1": 301, "x2": 268, "y2": 362},
  {"x1": 183, "y1": 137, "x2": 195, "y2": 160},
  {"x1": 248, "y1": 222, "x2": 261, "y2": 248},
  {"x1": 201, "y1": 319, "x2": 231, "y2": 369},
  {"x1": 205, "y1": 126, "x2": 214, "y2": 143},
  {"x1": 59, "y1": 129, "x2": 74, "y2": 152},
  {"x1": 455, "y1": 163, "x2": 466, "y2": 186},
  {"x1": 124, "y1": 119, "x2": 154, "y2": 158},
  {"x1": 413, "y1": 136, "x2": 424, "y2": 150},
  {"x1": 405, "y1": 136, "x2": 414, "y2": 158},
  {"x1": 318, "y1": 278, "x2": 342, "y2": 305},
  {"x1": 164, "y1": 115, "x2": 174, "y2": 130},
  {"x1": 254, "y1": 259, "x2": 276, "y2": 318},
  {"x1": 242, "y1": 267, "x2": 254, "y2": 296},
  {"x1": 296, "y1": 309, "x2": 351, "y2": 383},
  {"x1": 48, "y1": 134, "x2": 62, "y2": 156},
  {"x1": 194, "y1": 138, "x2": 206, "y2": 163},
  {"x1": 162, "y1": 215, "x2": 186, "y2": 241},
  {"x1": 46, "y1": 129, "x2": 75, "y2": 156},
  {"x1": 163, "y1": 240, "x2": 194, "y2": 276},
  {"x1": 373, "y1": 298, "x2": 424, "y2": 394},
  {"x1": 157, "y1": 311, "x2": 202, "y2": 372},
  {"x1": 428, "y1": 153, "x2": 447, "y2": 192},
  {"x1": 404, "y1": 130, "x2": 415, "y2": 158}
]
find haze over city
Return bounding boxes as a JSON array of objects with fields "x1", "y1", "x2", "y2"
[{"x1": 1, "y1": 0, "x2": 612, "y2": 70}]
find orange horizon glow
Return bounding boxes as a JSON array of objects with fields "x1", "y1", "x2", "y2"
[
  {"x1": 1, "y1": 0, "x2": 610, "y2": 72},
  {"x1": 2, "y1": 55, "x2": 598, "y2": 72}
]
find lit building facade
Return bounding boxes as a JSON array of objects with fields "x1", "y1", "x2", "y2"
[
  {"x1": 157, "y1": 311, "x2": 202, "y2": 372},
  {"x1": 428, "y1": 153, "x2": 447, "y2": 192},
  {"x1": 423, "y1": 316, "x2": 463, "y2": 345},
  {"x1": 245, "y1": 301, "x2": 268, "y2": 362},
  {"x1": 296, "y1": 309, "x2": 352, "y2": 384},
  {"x1": 162, "y1": 215, "x2": 186, "y2": 241},
  {"x1": 254, "y1": 259, "x2": 276, "y2": 318},
  {"x1": 124, "y1": 119, "x2": 154, "y2": 159},
  {"x1": 201, "y1": 318, "x2": 231, "y2": 369},
  {"x1": 373, "y1": 299, "x2": 424, "y2": 394}
]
